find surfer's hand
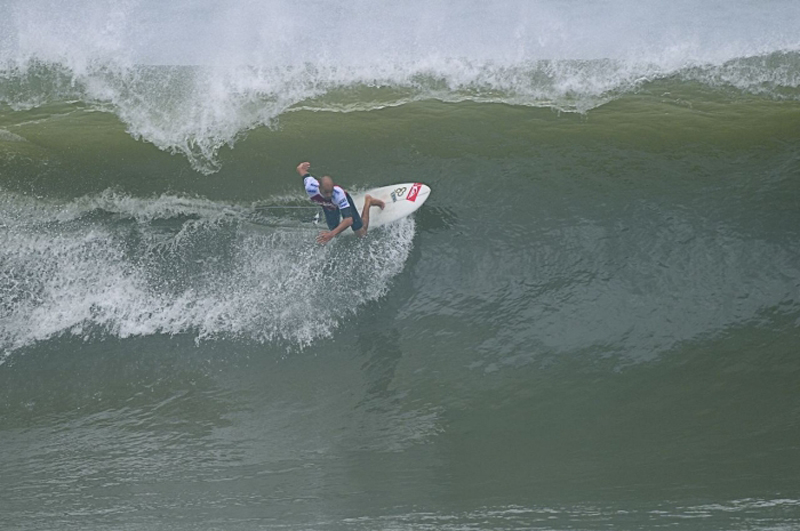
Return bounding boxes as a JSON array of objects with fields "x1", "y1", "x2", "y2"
[
  {"x1": 316, "y1": 231, "x2": 334, "y2": 244},
  {"x1": 297, "y1": 161, "x2": 311, "y2": 176}
]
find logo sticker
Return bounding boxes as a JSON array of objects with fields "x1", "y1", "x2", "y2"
[{"x1": 407, "y1": 183, "x2": 422, "y2": 202}]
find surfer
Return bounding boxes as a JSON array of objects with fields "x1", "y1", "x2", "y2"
[{"x1": 296, "y1": 162, "x2": 385, "y2": 244}]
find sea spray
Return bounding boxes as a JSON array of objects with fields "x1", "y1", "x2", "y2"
[
  {"x1": 0, "y1": 189, "x2": 416, "y2": 355},
  {"x1": 2, "y1": 0, "x2": 800, "y2": 172}
]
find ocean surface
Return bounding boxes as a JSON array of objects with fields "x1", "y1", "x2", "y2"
[{"x1": 2, "y1": 1, "x2": 800, "y2": 530}]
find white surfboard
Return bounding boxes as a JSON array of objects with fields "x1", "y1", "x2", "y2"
[{"x1": 347, "y1": 182, "x2": 431, "y2": 230}]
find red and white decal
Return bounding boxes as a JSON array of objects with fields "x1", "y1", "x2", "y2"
[{"x1": 407, "y1": 182, "x2": 422, "y2": 202}]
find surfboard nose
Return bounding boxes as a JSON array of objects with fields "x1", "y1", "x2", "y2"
[{"x1": 416, "y1": 183, "x2": 431, "y2": 204}]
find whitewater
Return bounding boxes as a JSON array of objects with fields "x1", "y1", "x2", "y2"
[{"x1": 2, "y1": 0, "x2": 800, "y2": 171}]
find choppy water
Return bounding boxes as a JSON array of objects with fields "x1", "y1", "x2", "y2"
[{"x1": 2, "y1": 1, "x2": 800, "y2": 530}]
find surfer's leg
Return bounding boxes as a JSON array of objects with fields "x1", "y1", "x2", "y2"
[{"x1": 355, "y1": 194, "x2": 385, "y2": 237}]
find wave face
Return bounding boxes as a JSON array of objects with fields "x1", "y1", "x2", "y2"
[{"x1": 2, "y1": 0, "x2": 800, "y2": 171}]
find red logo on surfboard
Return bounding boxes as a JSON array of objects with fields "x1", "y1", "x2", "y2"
[{"x1": 407, "y1": 183, "x2": 422, "y2": 202}]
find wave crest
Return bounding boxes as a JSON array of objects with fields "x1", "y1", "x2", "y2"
[{"x1": 3, "y1": 53, "x2": 799, "y2": 171}]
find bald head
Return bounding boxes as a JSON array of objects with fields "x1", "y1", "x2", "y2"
[{"x1": 320, "y1": 176, "x2": 334, "y2": 198}]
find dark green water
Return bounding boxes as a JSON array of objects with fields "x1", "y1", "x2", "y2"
[{"x1": 2, "y1": 74, "x2": 800, "y2": 529}]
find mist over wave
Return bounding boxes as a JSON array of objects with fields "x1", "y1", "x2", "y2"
[
  {"x1": 0, "y1": 189, "x2": 416, "y2": 360},
  {"x1": 2, "y1": 0, "x2": 800, "y2": 171}
]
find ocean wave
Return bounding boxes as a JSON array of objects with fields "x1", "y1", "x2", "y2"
[
  {"x1": 2, "y1": 0, "x2": 799, "y2": 172},
  {"x1": 3, "y1": 53, "x2": 798, "y2": 173}
]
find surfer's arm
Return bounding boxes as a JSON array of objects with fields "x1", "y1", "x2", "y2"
[
  {"x1": 297, "y1": 161, "x2": 311, "y2": 176},
  {"x1": 317, "y1": 216, "x2": 352, "y2": 244},
  {"x1": 330, "y1": 216, "x2": 353, "y2": 236}
]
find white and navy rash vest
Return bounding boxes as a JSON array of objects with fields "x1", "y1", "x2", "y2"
[
  {"x1": 303, "y1": 174, "x2": 351, "y2": 212},
  {"x1": 302, "y1": 173, "x2": 364, "y2": 231}
]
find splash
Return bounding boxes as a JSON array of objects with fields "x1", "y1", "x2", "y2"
[{"x1": 0, "y1": 189, "x2": 416, "y2": 358}]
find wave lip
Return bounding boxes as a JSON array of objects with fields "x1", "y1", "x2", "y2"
[
  {"x1": 2, "y1": 1, "x2": 800, "y2": 172},
  {"x1": 3, "y1": 52, "x2": 798, "y2": 173}
]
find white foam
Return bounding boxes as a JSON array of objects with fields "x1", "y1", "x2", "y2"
[
  {"x1": 0, "y1": 190, "x2": 416, "y2": 357},
  {"x1": 2, "y1": 0, "x2": 799, "y2": 171}
]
